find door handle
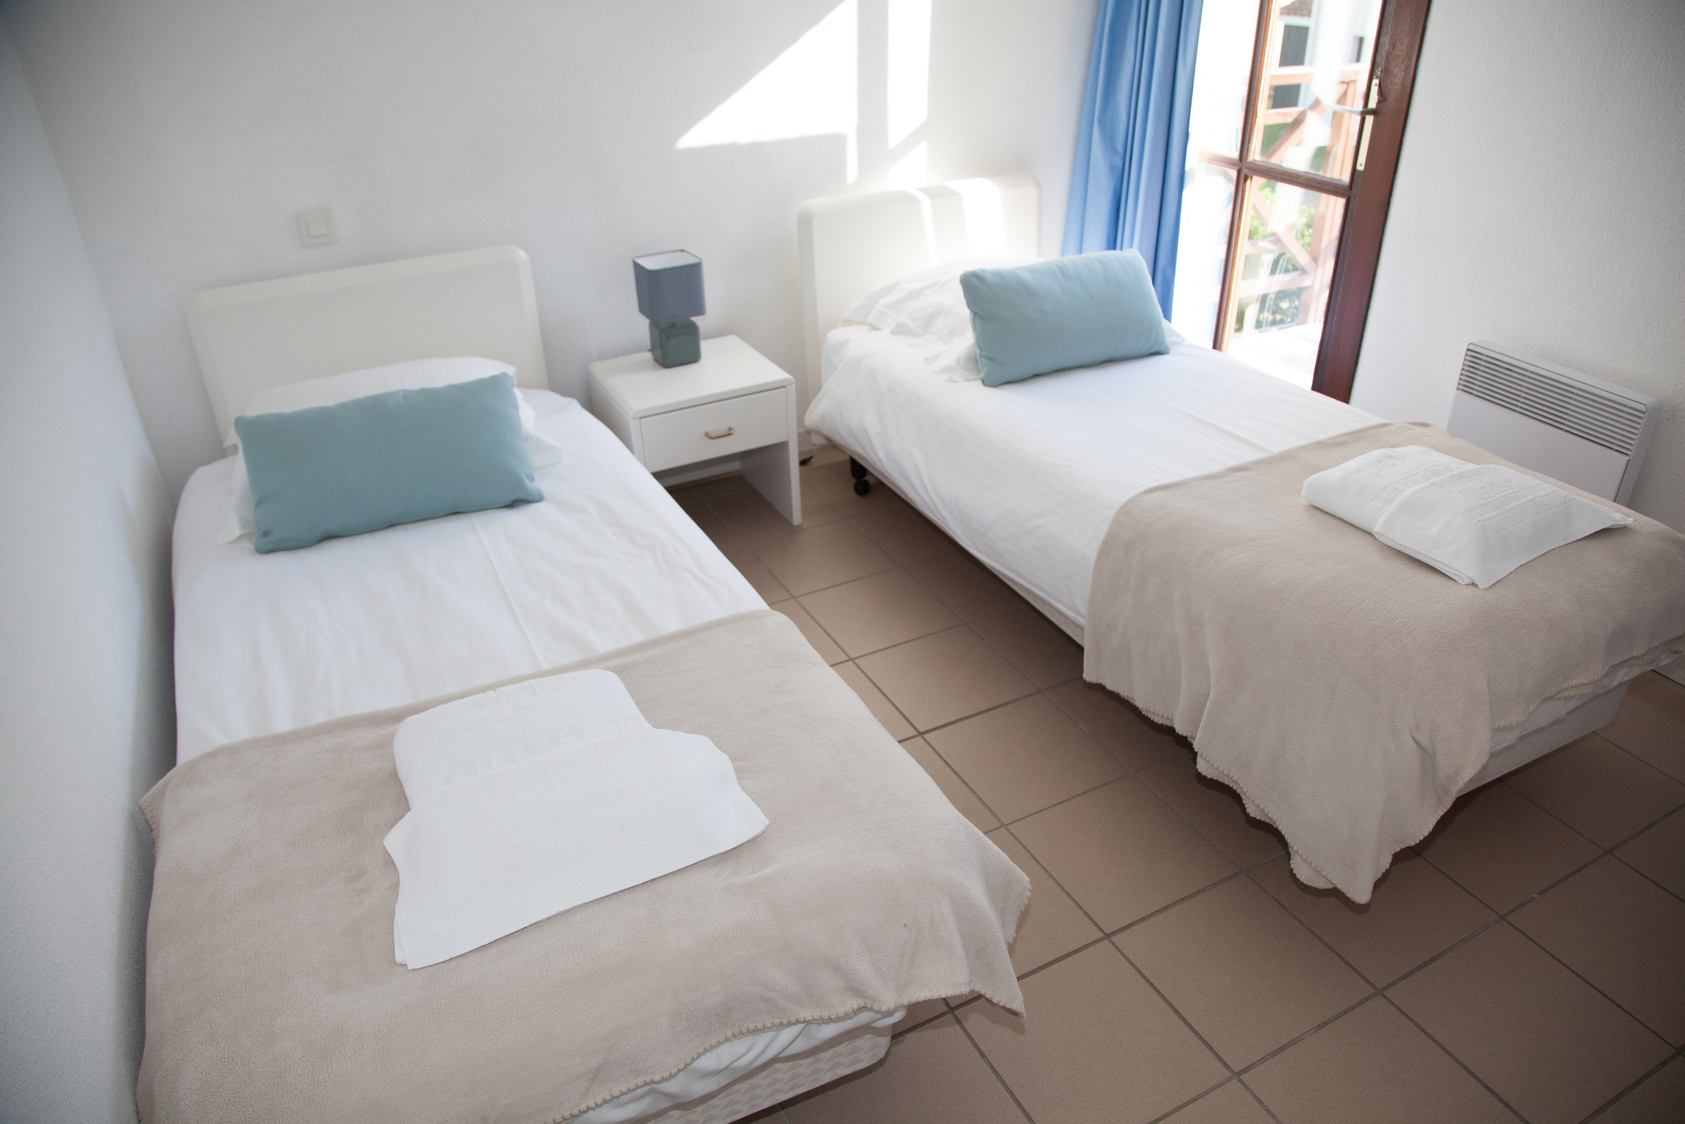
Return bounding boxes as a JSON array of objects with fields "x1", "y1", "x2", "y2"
[{"x1": 705, "y1": 426, "x2": 735, "y2": 440}]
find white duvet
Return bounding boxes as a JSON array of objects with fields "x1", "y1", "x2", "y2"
[
  {"x1": 171, "y1": 391, "x2": 764, "y2": 763},
  {"x1": 805, "y1": 325, "x2": 1379, "y2": 633}
]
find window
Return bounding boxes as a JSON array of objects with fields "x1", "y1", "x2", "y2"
[{"x1": 1170, "y1": 0, "x2": 1431, "y2": 400}]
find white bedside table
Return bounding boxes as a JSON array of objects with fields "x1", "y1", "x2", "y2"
[{"x1": 588, "y1": 335, "x2": 801, "y2": 525}]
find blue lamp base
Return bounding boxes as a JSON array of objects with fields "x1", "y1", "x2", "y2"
[{"x1": 649, "y1": 318, "x2": 701, "y2": 367}]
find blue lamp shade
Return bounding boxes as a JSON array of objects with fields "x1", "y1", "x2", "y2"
[
  {"x1": 633, "y1": 250, "x2": 706, "y2": 323},
  {"x1": 633, "y1": 250, "x2": 705, "y2": 367}
]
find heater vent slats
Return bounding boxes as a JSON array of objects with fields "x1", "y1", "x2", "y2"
[{"x1": 1457, "y1": 344, "x2": 1646, "y2": 456}]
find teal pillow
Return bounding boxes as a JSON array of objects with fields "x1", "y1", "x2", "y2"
[
  {"x1": 235, "y1": 373, "x2": 542, "y2": 554},
  {"x1": 959, "y1": 250, "x2": 1170, "y2": 387}
]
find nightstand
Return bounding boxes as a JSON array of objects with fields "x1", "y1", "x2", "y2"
[{"x1": 588, "y1": 335, "x2": 801, "y2": 524}]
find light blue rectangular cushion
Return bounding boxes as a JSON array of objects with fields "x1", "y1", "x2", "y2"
[
  {"x1": 234, "y1": 373, "x2": 542, "y2": 554},
  {"x1": 960, "y1": 250, "x2": 1170, "y2": 387}
]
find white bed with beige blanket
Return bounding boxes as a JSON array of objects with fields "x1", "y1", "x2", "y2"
[
  {"x1": 149, "y1": 246, "x2": 1030, "y2": 1123},
  {"x1": 798, "y1": 178, "x2": 1685, "y2": 902}
]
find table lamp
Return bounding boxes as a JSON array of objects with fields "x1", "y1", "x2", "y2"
[{"x1": 633, "y1": 250, "x2": 705, "y2": 367}]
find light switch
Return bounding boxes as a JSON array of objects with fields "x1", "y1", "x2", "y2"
[{"x1": 295, "y1": 206, "x2": 338, "y2": 247}]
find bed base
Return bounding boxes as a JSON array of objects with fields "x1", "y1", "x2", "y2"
[
  {"x1": 825, "y1": 441, "x2": 1637, "y2": 799},
  {"x1": 633, "y1": 1020, "x2": 891, "y2": 1123}
]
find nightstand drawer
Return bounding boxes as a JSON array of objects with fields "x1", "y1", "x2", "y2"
[{"x1": 639, "y1": 387, "x2": 788, "y2": 473}]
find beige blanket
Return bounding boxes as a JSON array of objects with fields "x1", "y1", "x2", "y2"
[
  {"x1": 1085, "y1": 422, "x2": 1685, "y2": 903},
  {"x1": 139, "y1": 610, "x2": 1028, "y2": 1123}
]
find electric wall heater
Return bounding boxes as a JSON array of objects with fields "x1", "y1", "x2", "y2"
[{"x1": 1446, "y1": 342, "x2": 1660, "y2": 505}]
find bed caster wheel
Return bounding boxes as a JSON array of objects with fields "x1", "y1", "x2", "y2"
[{"x1": 854, "y1": 478, "x2": 872, "y2": 496}]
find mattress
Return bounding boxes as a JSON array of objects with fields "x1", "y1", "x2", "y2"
[
  {"x1": 172, "y1": 390, "x2": 765, "y2": 764},
  {"x1": 805, "y1": 325, "x2": 1378, "y2": 632}
]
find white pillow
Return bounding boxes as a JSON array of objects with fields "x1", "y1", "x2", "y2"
[
  {"x1": 219, "y1": 357, "x2": 562, "y2": 543},
  {"x1": 1302, "y1": 445, "x2": 1633, "y2": 588},
  {"x1": 841, "y1": 255, "x2": 1184, "y2": 380}
]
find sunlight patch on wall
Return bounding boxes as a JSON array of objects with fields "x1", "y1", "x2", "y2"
[
  {"x1": 677, "y1": 1, "x2": 860, "y2": 181},
  {"x1": 888, "y1": 141, "x2": 928, "y2": 187},
  {"x1": 947, "y1": 177, "x2": 1008, "y2": 255},
  {"x1": 887, "y1": 0, "x2": 932, "y2": 149}
]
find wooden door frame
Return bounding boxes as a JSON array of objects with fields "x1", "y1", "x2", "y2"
[
  {"x1": 1203, "y1": 0, "x2": 1432, "y2": 401},
  {"x1": 1313, "y1": 0, "x2": 1432, "y2": 401}
]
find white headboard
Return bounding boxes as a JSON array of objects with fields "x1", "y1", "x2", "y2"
[
  {"x1": 186, "y1": 245, "x2": 547, "y2": 439},
  {"x1": 797, "y1": 174, "x2": 1039, "y2": 392}
]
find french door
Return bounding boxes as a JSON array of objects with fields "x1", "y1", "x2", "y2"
[{"x1": 1171, "y1": 0, "x2": 1430, "y2": 401}]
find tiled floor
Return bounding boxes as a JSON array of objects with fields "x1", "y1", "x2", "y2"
[{"x1": 669, "y1": 450, "x2": 1685, "y2": 1124}]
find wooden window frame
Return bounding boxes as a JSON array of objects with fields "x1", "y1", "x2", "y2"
[{"x1": 1205, "y1": 0, "x2": 1432, "y2": 402}]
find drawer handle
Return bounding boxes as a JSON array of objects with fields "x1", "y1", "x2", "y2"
[{"x1": 704, "y1": 425, "x2": 735, "y2": 440}]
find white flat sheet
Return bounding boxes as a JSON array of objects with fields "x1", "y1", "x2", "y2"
[
  {"x1": 172, "y1": 390, "x2": 764, "y2": 763},
  {"x1": 805, "y1": 326, "x2": 1378, "y2": 632}
]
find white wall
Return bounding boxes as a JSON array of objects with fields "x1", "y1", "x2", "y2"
[
  {"x1": 6, "y1": 0, "x2": 1097, "y2": 502},
  {"x1": 0, "y1": 21, "x2": 175, "y2": 1124},
  {"x1": 1352, "y1": 0, "x2": 1685, "y2": 530}
]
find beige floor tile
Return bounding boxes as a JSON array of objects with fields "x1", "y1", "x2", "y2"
[
  {"x1": 796, "y1": 488, "x2": 845, "y2": 528},
  {"x1": 1505, "y1": 734, "x2": 1685, "y2": 849},
  {"x1": 1136, "y1": 751, "x2": 1285, "y2": 867},
  {"x1": 1044, "y1": 680, "x2": 1184, "y2": 770},
  {"x1": 803, "y1": 445, "x2": 850, "y2": 467},
  {"x1": 1157, "y1": 1080, "x2": 1275, "y2": 1124},
  {"x1": 1012, "y1": 778, "x2": 1234, "y2": 931},
  {"x1": 959, "y1": 943, "x2": 1227, "y2": 1124},
  {"x1": 769, "y1": 599, "x2": 846, "y2": 665},
  {"x1": 1602, "y1": 673, "x2": 1685, "y2": 783},
  {"x1": 784, "y1": 1015, "x2": 1025, "y2": 1124},
  {"x1": 708, "y1": 488, "x2": 801, "y2": 543},
  {"x1": 970, "y1": 607, "x2": 1084, "y2": 689},
  {"x1": 901, "y1": 737, "x2": 1000, "y2": 832},
  {"x1": 729, "y1": 553, "x2": 791, "y2": 602},
  {"x1": 926, "y1": 696, "x2": 1124, "y2": 824},
  {"x1": 1251, "y1": 850, "x2": 1496, "y2": 987},
  {"x1": 751, "y1": 521, "x2": 896, "y2": 596},
  {"x1": 1414, "y1": 783, "x2": 1601, "y2": 913},
  {"x1": 1245, "y1": 996, "x2": 1513, "y2": 1123},
  {"x1": 986, "y1": 829, "x2": 1103, "y2": 975},
  {"x1": 673, "y1": 493, "x2": 740, "y2": 543},
  {"x1": 832, "y1": 662, "x2": 915, "y2": 740},
  {"x1": 905, "y1": 550, "x2": 1027, "y2": 620},
  {"x1": 896, "y1": 997, "x2": 950, "y2": 1034},
  {"x1": 798, "y1": 570, "x2": 959, "y2": 658},
  {"x1": 802, "y1": 459, "x2": 909, "y2": 514},
  {"x1": 1388, "y1": 922, "x2": 1671, "y2": 1124},
  {"x1": 1511, "y1": 857, "x2": 1685, "y2": 1045},
  {"x1": 1115, "y1": 877, "x2": 1371, "y2": 1069},
  {"x1": 1594, "y1": 1053, "x2": 1685, "y2": 1124},
  {"x1": 1617, "y1": 808, "x2": 1685, "y2": 899},
  {"x1": 851, "y1": 505, "x2": 956, "y2": 567},
  {"x1": 855, "y1": 627, "x2": 1035, "y2": 733},
  {"x1": 671, "y1": 472, "x2": 753, "y2": 500}
]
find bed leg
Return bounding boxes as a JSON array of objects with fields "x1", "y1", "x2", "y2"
[{"x1": 848, "y1": 457, "x2": 871, "y2": 495}]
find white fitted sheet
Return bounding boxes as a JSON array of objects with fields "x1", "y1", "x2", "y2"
[
  {"x1": 172, "y1": 390, "x2": 764, "y2": 764},
  {"x1": 805, "y1": 326, "x2": 1379, "y2": 632}
]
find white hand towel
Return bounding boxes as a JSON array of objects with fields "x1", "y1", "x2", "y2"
[
  {"x1": 1303, "y1": 446, "x2": 1632, "y2": 588},
  {"x1": 393, "y1": 669, "x2": 651, "y2": 803},
  {"x1": 384, "y1": 670, "x2": 768, "y2": 969}
]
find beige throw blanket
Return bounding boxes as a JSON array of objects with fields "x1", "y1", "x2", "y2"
[
  {"x1": 1085, "y1": 422, "x2": 1685, "y2": 903},
  {"x1": 139, "y1": 610, "x2": 1028, "y2": 1123}
]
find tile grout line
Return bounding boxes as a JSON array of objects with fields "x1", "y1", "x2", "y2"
[
  {"x1": 946, "y1": 1013, "x2": 1039, "y2": 1124},
  {"x1": 1579, "y1": 1043, "x2": 1685, "y2": 1122}
]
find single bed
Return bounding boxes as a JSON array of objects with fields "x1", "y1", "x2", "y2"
[
  {"x1": 147, "y1": 246, "x2": 1028, "y2": 1124},
  {"x1": 797, "y1": 178, "x2": 1685, "y2": 900}
]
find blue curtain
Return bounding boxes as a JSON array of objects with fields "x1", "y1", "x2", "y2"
[{"x1": 1062, "y1": 0, "x2": 1204, "y2": 317}]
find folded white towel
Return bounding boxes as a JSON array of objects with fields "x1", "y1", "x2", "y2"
[
  {"x1": 1303, "y1": 445, "x2": 1632, "y2": 588},
  {"x1": 392, "y1": 669, "x2": 651, "y2": 803},
  {"x1": 385, "y1": 671, "x2": 768, "y2": 969}
]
